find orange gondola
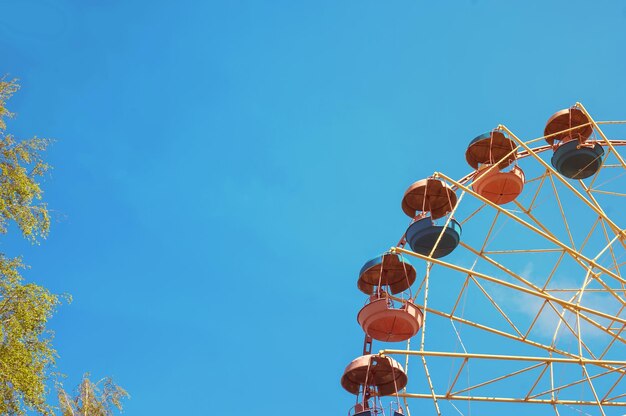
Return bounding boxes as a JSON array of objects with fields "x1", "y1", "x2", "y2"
[
  {"x1": 357, "y1": 253, "x2": 416, "y2": 295},
  {"x1": 472, "y1": 164, "x2": 525, "y2": 205},
  {"x1": 357, "y1": 293, "x2": 423, "y2": 342},
  {"x1": 356, "y1": 254, "x2": 422, "y2": 342},
  {"x1": 341, "y1": 354, "x2": 408, "y2": 396},
  {"x1": 466, "y1": 130, "x2": 525, "y2": 205},
  {"x1": 402, "y1": 178, "x2": 457, "y2": 220}
]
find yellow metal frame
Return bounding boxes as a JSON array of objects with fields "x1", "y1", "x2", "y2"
[{"x1": 378, "y1": 105, "x2": 626, "y2": 415}]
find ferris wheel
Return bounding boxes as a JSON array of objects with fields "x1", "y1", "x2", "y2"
[{"x1": 340, "y1": 103, "x2": 626, "y2": 416}]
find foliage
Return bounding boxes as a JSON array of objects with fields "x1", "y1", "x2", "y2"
[
  {"x1": 0, "y1": 78, "x2": 127, "y2": 415},
  {"x1": 0, "y1": 257, "x2": 60, "y2": 415},
  {"x1": 0, "y1": 79, "x2": 50, "y2": 241},
  {"x1": 0, "y1": 78, "x2": 59, "y2": 415},
  {"x1": 57, "y1": 375, "x2": 129, "y2": 416}
]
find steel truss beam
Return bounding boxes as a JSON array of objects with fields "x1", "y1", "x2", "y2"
[{"x1": 390, "y1": 106, "x2": 626, "y2": 414}]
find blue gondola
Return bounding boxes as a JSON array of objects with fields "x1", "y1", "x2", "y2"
[
  {"x1": 551, "y1": 140, "x2": 604, "y2": 179},
  {"x1": 405, "y1": 217, "x2": 461, "y2": 258}
]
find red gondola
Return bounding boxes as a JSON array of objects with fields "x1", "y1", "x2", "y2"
[
  {"x1": 357, "y1": 254, "x2": 422, "y2": 342},
  {"x1": 466, "y1": 130, "x2": 525, "y2": 205},
  {"x1": 357, "y1": 293, "x2": 423, "y2": 342},
  {"x1": 358, "y1": 253, "x2": 416, "y2": 295},
  {"x1": 341, "y1": 354, "x2": 408, "y2": 396}
]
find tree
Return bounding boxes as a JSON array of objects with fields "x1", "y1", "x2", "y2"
[
  {"x1": 0, "y1": 78, "x2": 60, "y2": 415},
  {"x1": 0, "y1": 79, "x2": 128, "y2": 415},
  {"x1": 57, "y1": 375, "x2": 129, "y2": 416},
  {"x1": 0, "y1": 256, "x2": 60, "y2": 415},
  {"x1": 0, "y1": 79, "x2": 50, "y2": 240}
]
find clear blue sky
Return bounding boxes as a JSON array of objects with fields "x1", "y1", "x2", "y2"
[{"x1": 2, "y1": 1, "x2": 626, "y2": 415}]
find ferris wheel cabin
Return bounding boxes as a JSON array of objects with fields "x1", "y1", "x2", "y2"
[
  {"x1": 357, "y1": 253, "x2": 416, "y2": 295},
  {"x1": 466, "y1": 130, "x2": 525, "y2": 205},
  {"x1": 341, "y1": 354, "x2": 408, "y2": 397},
  {"x1": 401, "y1": 178, "x2": 461, "y2": 258},
  {"x1": 545, "y1": 107, "x2": 604, "y2": 179},
  {"x1": 357, "y1": 254, "x2": 423, "y2": 342},
  {"x1": 357, "y1": 294, "x2": 423, "y2": 342}
]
